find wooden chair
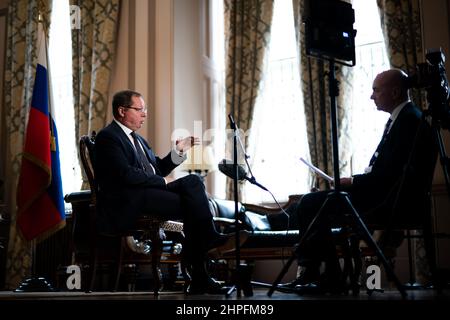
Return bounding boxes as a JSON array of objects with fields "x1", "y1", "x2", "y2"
[
  {"x1": 79, "y1": 132, "x2": 183, "y2": 295},
  {"x1": 358, "y1": 184, "x2": 438, "y2": 290}
]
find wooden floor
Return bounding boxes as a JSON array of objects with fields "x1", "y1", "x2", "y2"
[
  {"x1": 0, "y1": 286, "x2": 448, "y2": 300},
  {"x1": 0, "y1": 286, "x2": 448, "y2": 317},
  {"x1": 0, "y1": 286, "x2": 450, "y2": 301}
]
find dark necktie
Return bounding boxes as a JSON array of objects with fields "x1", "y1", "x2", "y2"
[
  {"x1": 131, "y1": 132, "x2": 155, "y2": 174},
  {"x1": 369, "y1": 118, "x2": 393, "y2": 166}
]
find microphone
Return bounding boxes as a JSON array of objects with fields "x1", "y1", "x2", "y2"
[
  {"x1": 218, "y1": 159, "x2": 247, "y2": 180},
  {"x1": 218, "y1": 159, "x2": 268, "y2": 191}
]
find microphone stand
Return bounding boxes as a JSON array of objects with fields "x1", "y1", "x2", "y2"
[
  {"x1": 226, "y1": 114, "x2": 245, "y2": 297},
  {"x1": 225, "y1": 115, "x2": 272, "y2": 297},
  {"x1": 236, "y1": 127, "x2": 268, "y2": 192}
]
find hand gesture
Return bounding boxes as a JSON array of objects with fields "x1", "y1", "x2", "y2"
[{"x1": 175, "y1": 136, "x2": 200, "y2": 153}]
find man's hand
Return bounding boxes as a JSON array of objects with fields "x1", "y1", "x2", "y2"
[{"x1": 175, "y1": 136, "x2": 200, "y2": 153}]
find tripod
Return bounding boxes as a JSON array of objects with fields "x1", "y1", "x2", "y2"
[
  {"x1": 425, "y1": 109, "x2": 450, "y2": 290},
  {"x1": 268, "y1": 60, "x2": 407, "y2": 298}
]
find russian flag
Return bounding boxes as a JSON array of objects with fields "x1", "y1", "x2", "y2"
[{"x1": 16, "y1": 27, "x2": 65, "y2": 241}]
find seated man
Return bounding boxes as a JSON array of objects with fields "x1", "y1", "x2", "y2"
[
  {"x1": 94, "y1": 90, "x2": 246, "y2": 294},
  {"x1": 288, "y1": 69, "x2": 437, "y2": 292}
]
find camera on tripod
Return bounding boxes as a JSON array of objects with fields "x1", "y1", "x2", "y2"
[{"x1": 407, "y1": 48, "x2": 450, "y2": 129}]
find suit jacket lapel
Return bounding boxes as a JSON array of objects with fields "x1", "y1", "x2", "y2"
[
  {"x1": 109, "y1": 121, "x2": 161, "y2": 175},
  {"x1": 110, "y1": 121, "x2": 133, "y2": 148},
  {"x1": 134, "y1": 134, "x2": 161, "y2": 175}
]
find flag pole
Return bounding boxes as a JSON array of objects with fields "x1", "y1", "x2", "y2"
[
  {"x1": 14, "y1": 239, "x2": 56, "y2": 292},
  {"x1": 14, "y1": 18, "x2": 57, "y2": 293}
]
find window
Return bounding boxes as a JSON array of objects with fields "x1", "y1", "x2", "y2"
[
  {"x1": 243, "y1": 0, "x2": 310, "y2": 204},
  {"x1": 49, "y1": 0, "x2": 82, "y2": 207},
  {"x1": 244, "y1": 0, "x2": 391, "y2": 203},
  {"x1": 351, "y1": 0, "x2": 390, "y2": 173},
  {"x1": 217, "y1": 0, "x2": 390, "y2": 203}
]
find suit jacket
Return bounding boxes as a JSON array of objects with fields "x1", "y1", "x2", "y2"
[
  {"x1": 94, "y1": 121, "x2": 183, "y2": 233},
  {"x1": 349, "y1": 102, "x2": 437, "y2": 223}
]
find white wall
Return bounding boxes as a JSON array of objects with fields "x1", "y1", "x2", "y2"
[{"x1": 174, "y1": 0, "x2": 203, "y2": 136}]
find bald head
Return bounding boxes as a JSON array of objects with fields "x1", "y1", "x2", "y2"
[{"x1": 371, "y1": 69, "x2": 410, "y2": 113}]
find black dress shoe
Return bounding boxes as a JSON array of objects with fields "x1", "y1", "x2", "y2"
[
  {"x1": 279, "y1": 265, "x2": 320, "y2": 289},
  {"x1": 294, "y1": 282, "x2": 323, "y2": 295},
  {"x1": 186, "y1": 277, "x2": 230, "y2": 295},
  {"x1": 208, "y1": 230, "x2": 249, "y2": 258},
  {"x1": 292, "y1": 273, "x2": 346, "y2": 295}
]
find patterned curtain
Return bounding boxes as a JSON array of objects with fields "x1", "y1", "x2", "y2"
[
  {"x1": 224, "y1": 0, "x2": 274, "y2": 199},
  {"x1": 377, "y1": 0, "x2": 428, "y2": 284},
  {"x1": 377, "y1": 0, "x2": 425, "y2": 109},
  {"x1": 3, "y1": 0, "x2": 52, "y2": 289},
  {"x1": 70, "y1": 0, "x2": 119, "y2": 187},
  {"x1": 292, "y1": 0, "x2": 353, "y2": 190}
]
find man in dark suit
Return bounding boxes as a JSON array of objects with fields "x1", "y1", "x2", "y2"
[
  {"x1": 287, "y1": 69, "x2": 437, "y2": 291},
  {"x1": 94, "y1": 90, "x2": 244, "y2": 294}
]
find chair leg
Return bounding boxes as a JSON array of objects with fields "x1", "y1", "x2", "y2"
[
  {"x1": 405, "y1": 229, "x2": 418, "y2": 287},
  {"x1": 88, "y1": 248, "x2": 98, "y2": 292},
  {"x1": 423, "y1": 216, "x2": 438, "y2": 289},
  {"x1": 150, "y1": 222, "x2": 163, "y2": 296},
  {"x1": 349, "y1": 235, "x2": 361, "y2": 295},
  {"x1": 339, "y1": 239, "x2": 352, "y2": 294},
  {"x1": 113, "y1": 237, "x2": 125, "y2": 292}
]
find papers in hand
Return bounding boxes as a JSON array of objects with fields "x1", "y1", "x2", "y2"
[{"x1": 299, "y1": 157, "x2": 334, "y2": 183}]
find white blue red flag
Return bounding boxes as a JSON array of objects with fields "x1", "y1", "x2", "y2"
[{"x1": 16, "y1": 27, "x2": 65, "y2": 241}]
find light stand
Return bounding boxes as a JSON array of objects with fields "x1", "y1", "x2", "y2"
[{"x1": 268, "y1": 60, "x2": 407, "y2": 298}]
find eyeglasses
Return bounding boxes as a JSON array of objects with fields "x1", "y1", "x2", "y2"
[{"x1": 123, "y1": 106, "x2": 148, "y2": 113}]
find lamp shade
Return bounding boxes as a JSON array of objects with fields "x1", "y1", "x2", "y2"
[{"x1": 180, "y1": 144, "x2": 216, "y2": 173}]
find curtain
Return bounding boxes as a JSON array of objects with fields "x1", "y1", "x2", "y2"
[
  {"x1": 224, "y1": 0, "x2": 274, "y2": 199},
  {"x1": 377, "y1": 0, "x2": 425, "y2": 109},
  {"x1": 377, "y1": 0, "x2": 429, "y2": 284},
  {"x1": 70, "y1": 0, "x2": 119, "y2": 187},
  {"x1": 3, "y1": 0, "x2": 52, "y2": 289},
  {"x1": 292, "y1": 0, "x2": 353, "y2": 190}
]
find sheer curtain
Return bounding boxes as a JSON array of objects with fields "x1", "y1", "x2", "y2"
[
  {"x1": 224, "y1": 0, "x2": 275, "y2": 200},
  {"x1": 351, "y1": 0, "x2": 390, "y2": 174},
  {"x1": 49, "y1": 0, "x2": 81, "y2": 201},
  {"x1": 243, "y1": 0, "x2": 310, "y2": 204}
]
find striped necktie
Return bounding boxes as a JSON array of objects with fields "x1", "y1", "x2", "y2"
[{"x1": 131, "y1": 132, "x2": 155, "y2": 174}]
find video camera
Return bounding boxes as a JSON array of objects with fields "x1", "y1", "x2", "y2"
[{"x1": 408, "y1": 48, "x2": 450, "y2": 129}]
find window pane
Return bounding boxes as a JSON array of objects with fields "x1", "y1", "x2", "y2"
[
  {"x1": 49, "y1": 0, "x2": 82, "y2": 204},
  {"x1": 351, "y1": 0, "x2": 390, "y2": 174},
  {"x1": 244, "y1": 0, "x2": 310, "y2": 204}
]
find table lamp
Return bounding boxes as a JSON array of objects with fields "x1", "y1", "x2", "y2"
[{"x1": 180, "y1": 144, "x2": 216, "y2": 181}]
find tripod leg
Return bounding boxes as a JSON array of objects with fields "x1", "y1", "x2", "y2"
[
  {"x1": 268, "y1": 195, "x2": 331, "y2": 296},
  {"x1": 342, "y1": 196, "x2": 407, "y2": 298},
  {"x1": 267, "y1": 254, "x2": 297, "y2": 297}
]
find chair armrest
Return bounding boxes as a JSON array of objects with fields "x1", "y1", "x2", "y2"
[
  {"x1": 213, "y1": 217, "x2": 244, "y2": 225},
  {"x1": 64, "y1": 190, "x2": 92, "y2": 204}
]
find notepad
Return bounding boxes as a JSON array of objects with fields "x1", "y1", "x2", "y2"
[{"x1": 299, "y1": 157, "x2": 334, "y2": 183}]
